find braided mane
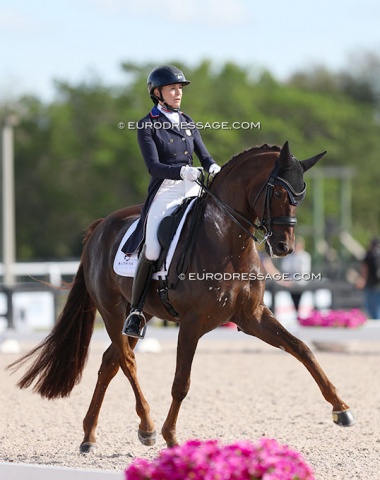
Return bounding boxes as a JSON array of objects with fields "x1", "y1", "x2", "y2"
[
  {"x1": 216, "y1": 144, "x2": 281, "y2": 179},
  {"x1": 230, "y1": 144, "x2": 281, "y2": 162}
]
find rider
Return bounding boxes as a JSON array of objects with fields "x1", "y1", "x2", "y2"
[{"x1": 122, "y1": 65, "x2": 221, "y2": 338}]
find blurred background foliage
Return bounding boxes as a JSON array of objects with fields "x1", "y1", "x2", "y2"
[{"x1": 3, "y1": 53, "x2": 380, "y2": 270}]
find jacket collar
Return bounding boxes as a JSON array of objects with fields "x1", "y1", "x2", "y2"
[
  {"x1": 149, "y1": 106, "x2": 161, "y2": 118},
  {"x1": 149, "y1": 106, "x2": 189, "y2": 135},
  {"x1": 150, "y1": 105, "x2": 184, "y2": 117}
]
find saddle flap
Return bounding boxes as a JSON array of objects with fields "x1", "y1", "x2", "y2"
[{"x1": 156, "y1": 197, "x2": 196, "y2": 271}]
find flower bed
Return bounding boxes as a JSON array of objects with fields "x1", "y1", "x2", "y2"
[
  {"x1": 125, "y1": 438, "x2": 314, "y2": 480},
  {"x1": 298, "y1": 309, "x2": 367, "y2": 328}
]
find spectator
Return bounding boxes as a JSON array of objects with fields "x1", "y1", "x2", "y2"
[
  {"x1": 280, "y1": 237, "x2": 312, "y2": 314},
  {"x1": 358, "y1": 237, "x2": 380, "y2": 319}
]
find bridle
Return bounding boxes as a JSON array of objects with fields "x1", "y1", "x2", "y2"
[
  {"x1": 252, "y1": 161, "x2": 306, "y2": 237},
  {"x1": 196, "y1": 161, "x2": 306, "y2": 245}
]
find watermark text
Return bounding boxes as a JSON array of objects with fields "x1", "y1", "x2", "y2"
[
  {"x1": 177, "y1": 272, "x2": 322, "y2": 282},
  {"x1": 118, "y1": 121, "x2": 261, "y2": 131}
]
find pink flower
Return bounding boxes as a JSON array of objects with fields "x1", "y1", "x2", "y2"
[
  {"x1": 298, "y1": 309, "x2": 367, "y2": 328},
  {"x1": 125, "y1": 438, "x2": 314, "y2": 480}
]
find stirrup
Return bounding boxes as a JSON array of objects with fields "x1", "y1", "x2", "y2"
[{"x1": 122, "y1": 311, "x2": 147, "y2": 339}]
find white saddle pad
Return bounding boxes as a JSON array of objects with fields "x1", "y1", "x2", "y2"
[{"x1": 113, "y1": 198, "x2": 197, "y2": 279}]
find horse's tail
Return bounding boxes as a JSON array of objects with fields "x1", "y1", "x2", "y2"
[{"x1": 7, "y1": 219, "x2": 103, "y2": 399}]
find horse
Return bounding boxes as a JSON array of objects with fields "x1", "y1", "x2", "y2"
[{"x1": 8, "y1": 141, "x2": 355, "y2": 453}]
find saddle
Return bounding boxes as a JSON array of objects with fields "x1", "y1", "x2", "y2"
[
  {"x1": 150, "y1": 196, "x2": 197, "y2": 318},
  {"x1": 156, "y1": 196, "x2": 195, "y2": 272},
  {"x1": 113, "y1": 195, "x2": 204, "y2": 317}
]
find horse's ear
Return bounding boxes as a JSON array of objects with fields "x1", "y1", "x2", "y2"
[
  {"x1": 278, "y1": 141, "x2": 292, "y2": 168},
  {"x1": 300, "y1": 151, "x2": 327, "y2": 172}
]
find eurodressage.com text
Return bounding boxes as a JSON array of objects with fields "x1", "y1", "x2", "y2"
[
  {"x1": 178, "y1": 272, "x2": 322, "y2": 281},
  {"x1": 120, "y1": 121, "x2": 261, "y2": 130}
]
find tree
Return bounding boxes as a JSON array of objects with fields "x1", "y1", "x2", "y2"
[{"x1": 10, "y1": 57, "x2": 380, "y2": 261}]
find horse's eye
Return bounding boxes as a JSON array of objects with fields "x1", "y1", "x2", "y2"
[{"x1": 274, "y1": 190, "x2": 282, "y2": 198}]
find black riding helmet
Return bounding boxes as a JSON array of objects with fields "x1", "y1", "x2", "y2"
[{"x1": 147, "y1": 65, "x2": 190, "y2": 111}]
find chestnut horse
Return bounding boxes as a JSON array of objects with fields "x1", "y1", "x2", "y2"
[{"x1": 9, "y1": 142, "x2": 355, "y2": 453}]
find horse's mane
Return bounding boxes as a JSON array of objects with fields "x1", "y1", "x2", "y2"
[
  {"x1": 231, "y1": 144, "x2": 281, "y2": 161},
  {"x1": 229, "y1": 143, "x2": 280, "y2": 164},
  {"x1": 216, "y1": 144, "x2": 281, "y2": 180}
]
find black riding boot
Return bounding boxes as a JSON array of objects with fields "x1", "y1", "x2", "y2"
[{"x1": 122, "y1": 252, "x2": 155, "y2": 339}]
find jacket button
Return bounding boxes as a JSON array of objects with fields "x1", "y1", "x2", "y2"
[
  {"x1": 184, "y1": 151, "x2": 188, "y2": 154},
  {"x1": 181, "y1": 137, "x2": 185, "y2": 141},
  {"x1": 169, "y1": 139, "x2": 174, "y2": 143}
]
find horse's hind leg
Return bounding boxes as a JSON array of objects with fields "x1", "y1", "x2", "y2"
[
  {"x1": 116, "y1": 329, "x2": 157, "y2": 446},
  {"x1": 81, "y1": 331, "x2": 156, "y2": 453},
  {"x1": 80, "y1": 343, "x2": 120, "y2": 453},
  {"x1": 239, "y1": 306, "x2": 355, "y2": 426}
]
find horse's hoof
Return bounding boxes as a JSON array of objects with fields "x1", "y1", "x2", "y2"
[
  {"x1": 80, "y1": 442, "x2": 97, "y2": 454},
  {"x1": 332, "y1": 409, "x2": 356, "y2": 427},
  {"x1": 138, "y1": 429, "x2": 157, "y2": 446}
]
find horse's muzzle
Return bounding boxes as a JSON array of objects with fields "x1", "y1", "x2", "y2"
[
  {"x1": 275, "y1": 241, "x2": 293, "y2": 255},
  {"x1": 265, "y1": 238, "x2": 294, "y2": 258}
]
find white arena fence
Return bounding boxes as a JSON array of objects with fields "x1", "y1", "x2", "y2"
[
  {"x1": 0, "y1": 462, "x2": 121, "y2": 479},
  {"x1": 0, "y1": 261, "x2": 80, "y2": 286},
  {"x1": 0, "y1": 261, "x2": 80, "y2": 332},
  {"x1": 1, "y1": 261, "x2": 380, "y2": 345}
]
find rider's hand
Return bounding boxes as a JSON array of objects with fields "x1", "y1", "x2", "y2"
[
  {"x1": 180, "y1": 166, "x2": 201, "y2": 182},
  {"x1": 209, "y1": 164, "x2": 221, "y2": 176}
]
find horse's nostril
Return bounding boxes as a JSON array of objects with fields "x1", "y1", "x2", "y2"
[{"x1": 278, "y1": 242, "x2": 289, "y2": 253}]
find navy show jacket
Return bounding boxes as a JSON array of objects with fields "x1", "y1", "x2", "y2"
[{"x1": 121, "y1": 106, "x2": 216, "y2": 255}]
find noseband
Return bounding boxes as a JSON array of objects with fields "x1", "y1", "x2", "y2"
[{"x1": 197, "y1": 162, "x2": 306, "y2": 245}]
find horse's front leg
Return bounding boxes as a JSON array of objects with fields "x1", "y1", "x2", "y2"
[
  {"x1": 161, "y1": 323, "x2": 201, "y2": 447},
  {"x1": 238, "y1": 305, "x2": 355, "y2": 427}
]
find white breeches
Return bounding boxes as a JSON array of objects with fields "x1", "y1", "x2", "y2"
[{"x1": 144, "y1": 179, "x2": 201, "y2": 261}]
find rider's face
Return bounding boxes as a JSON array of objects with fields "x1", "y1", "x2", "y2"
[{"x1": 158, "y1": 83, "x2": 183, "y2": 109}]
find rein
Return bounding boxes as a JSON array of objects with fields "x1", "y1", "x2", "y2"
[
  {"x1": 196, "y1": 176, "x2": 264, "y2": 244},
  {"x1": 196, "y1": 163, "x2": 302, "y2": 245}
]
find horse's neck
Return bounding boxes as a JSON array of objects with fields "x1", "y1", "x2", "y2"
[
  {"x1": 205, "y1": 153, "x2": 271, "y2": 227},
  {"x1": 198, "y1": 188, "x2": 258, "y2": 261},
  {"x1": 189, "y1": 204, "x2": 258, "y2": 280},
  {"x1": 210, "y1": 152, "x2": 272, "y2": 207},
  {"x1": 196, "y1": 151, "x2": 274, "y2": 257}
]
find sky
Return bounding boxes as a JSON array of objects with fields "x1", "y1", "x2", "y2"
[{"x1": 1, "y1": 0, "x2": 380, "y2": 102}]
